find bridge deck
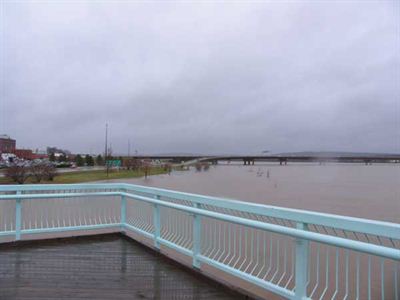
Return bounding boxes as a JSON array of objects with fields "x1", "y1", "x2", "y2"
[{"x1": 0, "y1": 234, "x2": 243, "y2": 300}]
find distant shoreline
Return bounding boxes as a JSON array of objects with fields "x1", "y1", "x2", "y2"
[{"x1": 0, "y1": 167, "x2": 169, "y2": 185}]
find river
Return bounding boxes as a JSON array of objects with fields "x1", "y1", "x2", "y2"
[{"x1": 106, "y1": 162, "x2": 400, "y2": 223}]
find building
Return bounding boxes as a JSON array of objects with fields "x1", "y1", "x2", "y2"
[
  {"x1": 33, "y1": 150, "x2": 49, "y2": 160},
  {"x1": 0, "y1": 135, "x2": 49, "y2": 160},
  {"x1": 0, "y1": 134, "x2": 16, "y2": 154},
  {"x1": 14, "y1": 149, "x2": 34, "y2": 160}
]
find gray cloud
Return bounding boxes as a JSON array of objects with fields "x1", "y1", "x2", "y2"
[{"x1": 1, "y1": 1, "x2": 399, "y2": 154}]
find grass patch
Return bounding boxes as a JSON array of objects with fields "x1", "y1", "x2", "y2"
[{"x1": 0, "y1": 167, "x2": 168, "y2": 184}]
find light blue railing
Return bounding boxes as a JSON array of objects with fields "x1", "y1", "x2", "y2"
[{"x1": 0, "y1": 183, "x2": 399, "y2": 299}]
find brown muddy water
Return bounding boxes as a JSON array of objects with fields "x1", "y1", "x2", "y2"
[{"x1": 109, "y1": 162, "x2": 400, "y2": 223}]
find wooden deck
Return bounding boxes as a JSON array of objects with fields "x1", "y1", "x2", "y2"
[{"x1": 0, "y1": 234, "x2": 246, "y2": 300}]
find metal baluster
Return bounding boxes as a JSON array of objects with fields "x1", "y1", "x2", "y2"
[
  {"x1": 250, "y1": 230, "x2": 260, "y2": 275},
  {"x1": 263, "y1": 238, "x2": 274, "y2": 280},
  {"x1": 368, "y1": 256, "x2": 371, "y2": 300},
  {"x1": 320, "y1": 247, "x2": 330, "y2": 300},
  {"x1": 331, "y1": 248, "x2": 339, "y2": 300},
  {"x1": 228, "y1": 224, "x2": 237, "y2": 266},
  {"x1": 381, "y1": 258, "x2": 385, "y2": 300},
  {"x1": 310, "y1": 244, "x2": 321, "y2": 298},
  {"x1": 193, "y1": 203, "x2": 201, "y2": 269},
  {"x1": 15, "y1": 191, "x2": 22, "y2": 241},
  {"x1": 153, "y1": 197, "x2": 161, "y2": 249},
  {"x1": 344, "y1": 249, "x2": 349, "y2": 300},
  {"x1": 120, "y1": 194, "x2": 126, "y2": 232},
  {"x1": 356, "y1": 254, "x2": 360, "y2": 300},
  {"x1": 271, "y1": 239, "x2": 280, "y2": 282},
  {"x1": 294, "y1": 222, "x2": 309, "y2": 300},
  {"x1": 277, "y1": 239, "x2": 288, "y2": 285},
  {"x1": 257, "y1": 232, "x2": 266, "y2": 278},
  {"x1": 223, "y1": 223, "x2": 232, "y2": 265},
  {"x1": 394, "y1": 262, "x2": 398, "y2": 300}
]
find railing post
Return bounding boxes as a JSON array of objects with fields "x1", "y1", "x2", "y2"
[
  {"x1": 153, "y1": 195, "x2": 161, "y2": 250},
  {"x1": 294, "y1": 222, "x2": 309, "y2": 300},
  {"x1": 120, "y1": 194, "x2": 126, "y2": 232},
  {"x1": 15, "y1": 191, "x2": 22, "y2": 241},
  {"x1": 192, "y1": 203, "x2": 201, "y2": 269}
]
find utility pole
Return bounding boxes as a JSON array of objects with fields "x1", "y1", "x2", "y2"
[
  {"x1": 105, "y1": 123, "x2": 108, "y2": 158},
  {"x1": 128, "y1": 139, "x2": 131, "y2": 157},
  {"x1": 105, "y1": 123, "x2": 108, "y2": 177}
]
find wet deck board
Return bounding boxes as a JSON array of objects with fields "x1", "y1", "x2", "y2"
[{"x1": 0, "y1": 234, "x2": 244, "y2": 300}]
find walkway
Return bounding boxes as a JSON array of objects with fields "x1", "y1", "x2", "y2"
[{"x1": 0, "y1": 234, "x2": 245, "y2": 300}]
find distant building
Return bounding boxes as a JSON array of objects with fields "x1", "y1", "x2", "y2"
[
  {"x1": 0, "y1": 135, "x2": 50, "y2": 161},
  {"x1": 47, "y1": 147, "x2": 71, "y2": 156},
  {"x1": 33, "y1": 150, "x2": 48, "y2": 160},
  {"x1": 14, "y1": 149, "x2": 34, "y2": 160},
  {"x1": 0, "y1": 134, "x2": 16, "y2": 154},
  {"x1": 54, "y1": 152, "x2": 64, "y2": 158}
]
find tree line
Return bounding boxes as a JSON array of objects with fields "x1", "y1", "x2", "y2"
[
  {"x1": 49, "y1": 153, "x2": 104, "y2": 166},
  {"x1": 6, "y1": 161, "x2": 57, "y2": 184},
  {"x1": 74, "y1": 154, "x2": 101, "y2": 167}
]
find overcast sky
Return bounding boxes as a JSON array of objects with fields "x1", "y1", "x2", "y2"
[{"x1": 1, "y1": 1, "x2": 399, "y2": 155}]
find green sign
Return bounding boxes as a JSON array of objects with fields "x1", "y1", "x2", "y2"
[{"x1": 106, "y1": 160, "x2": 121, "y2": 167}]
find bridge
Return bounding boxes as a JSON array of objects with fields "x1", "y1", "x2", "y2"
[
  {"x1": 130, "y1": 154, "x2": 400, "y2": 165},
  {"x1": 0, "y1": 184, "x2": 399, "y2": 299}
]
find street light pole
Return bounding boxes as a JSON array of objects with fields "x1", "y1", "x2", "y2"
[{"x1": 105, "y1": 123, "x2": 108, "y2": 177}]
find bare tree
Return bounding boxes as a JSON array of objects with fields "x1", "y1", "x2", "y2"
[
  {"x1": 32, "y1": 162, "x2": 58, "y2": 182},
  {"x1": 141, "y1": 160, "x2": 151, "y2": 179},
  {"x1": 6, "y1": 164, "x2": 30, "y2": 184},
  {"x1": 105, "y1": 147, "x2": 113, "y2": 177},
  {"x1": 43, "y1": 163, "x2": 57, "y2": 181},
  {"x1": 202, "y1": 162, "x2": 210, "y2": 171},
  {"x1": 30, "y1": 162, "x2": 47, "y2": 183},
  {"x1": 163, "y1": 163, "x2": 172, "y2": 174},
  {"x1": 195, "y1": 162, "x2": 202, "y2": 171},
  {"x1": 124, "y1": 158, "x2": 141, "y2": 171}
]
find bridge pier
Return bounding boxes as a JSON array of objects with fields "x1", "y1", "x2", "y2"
[
  {"x1": 279, "y1": 159, "x2": 287, "y2": 165},
  {"x1": 242, "y1": 159, "x2": 254, "y2": 165}
]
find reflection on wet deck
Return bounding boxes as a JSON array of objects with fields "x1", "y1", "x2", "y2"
[{"x1": 0, "y1": 234, "x2": 244, "y2": 300}]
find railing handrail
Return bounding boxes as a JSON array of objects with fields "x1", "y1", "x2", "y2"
[
  {"x1": 1, "y1": 183, "x2": 399, "y2": 299},
  {"x1": 0, "y1": 191, "x2": 121, "y2": 200},
  {"x1": 0, "y1": 188, "x2": 399, "y2": 260},
  {"x1": 0, "y1": 183, "x2": 123, "y2": 192},
  {"x1": 121, "y1": 183, "x2": 400, "y2": 240},
  {"x1": 120, "y1": 192, "x2": 400, "y2": 261},
  {"x1": 1, "y1": 183, "x2": 400, "y2": 240}
]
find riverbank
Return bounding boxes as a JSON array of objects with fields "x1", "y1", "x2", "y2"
[{"x1": 0, "y1": 167, "x2": 168, "y2": 184}]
